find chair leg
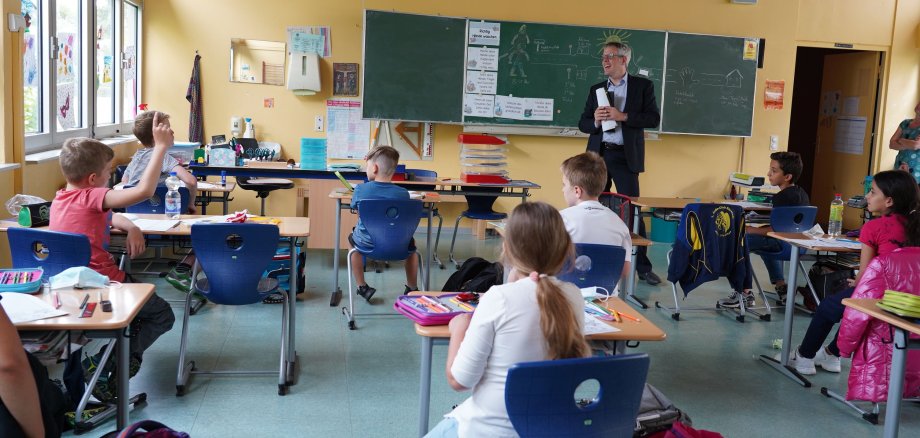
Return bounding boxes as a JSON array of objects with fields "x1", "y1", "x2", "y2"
[
  {"x1": 343, "y1": 249, "x2": 357, "y2": 330},
  {"x1": 278, "y1": 289, "x2": 290, "y2": 395},
  {"x1": 175, "y1": 283, "x2": 195, "y2": 396},
  {"x1": 448, "y1": 214, "x2": 464, "y2": 269},
  {"x1": 433, "y1": 212, "x2": 444, "y2": 269},
  {"x1": 820, "y1": 387, "x2": 880, "y2": 425},
  {"x1": 653, "y1": 250, "x2": 682, "y2": 321}
]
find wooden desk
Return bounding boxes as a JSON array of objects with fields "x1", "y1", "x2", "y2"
[
  {"x1": 759, "y1": 232, "x2": 860, "y2": 388},
  {"x1": 15, "y1": 283, "x2": 154, "y2": 431},
  {"x1": 412, "y1": 293, "x2": 665, "y2": 436},
  {"x1": 843, "y1": 298, "x2": 920, "y2": 438},
  {"x1": 327, "y1": 190, "x2": 439, "y2": 306},
  {"x1": 113, "y1": 181, "x2": 237, "y2": 215}
]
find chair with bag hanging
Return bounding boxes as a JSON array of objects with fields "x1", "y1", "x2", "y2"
[
  {"x1": 176, "y1": 223, "x2": 291, "y2": 396},
  {"x1": 505, "y1": 353, "x2": 650, "y2": 438},
  {"x1": 342, "y1": 199, "x2": 423, "y2": 330}
]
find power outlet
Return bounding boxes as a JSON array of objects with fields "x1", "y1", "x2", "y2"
[
  {"x1": 314, "y1": 116, "x2": 324, "y2": 132},
  {"x1": 769, "y1": 135, "x2": 779, "y2": 151}
]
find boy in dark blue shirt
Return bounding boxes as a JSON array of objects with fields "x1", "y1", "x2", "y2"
[
  {"x1": 350, "y1": 146, "x2": 419, "y2": 301},
  {"x1": 719, "y1": 151, "x2": 810, "y2": 307}
]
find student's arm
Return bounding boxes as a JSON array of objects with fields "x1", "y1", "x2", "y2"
[
  {"x1": 445, "y1": 313, "x2": 472, "y2": 391},
  {"x1": 0, "y1": 304, "x2": 45, "y2": 438},
  {"x1": 848, "y1": 243, "x2": 877, "y2": 287},
  {"x1": 103, "y1": 112, "x2": 173, "y2": 209},
  {"x1": 889, "y1": 127, "x2": 920, "y2": 151},
  {"x1": 173, "y1": 166, "x2": 198, "y2": 214},
  {"x1": 112, "y1": 213, "x2": 146, "y2": 258}
]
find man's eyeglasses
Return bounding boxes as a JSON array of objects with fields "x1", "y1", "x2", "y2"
[{"x1": 601, "y1": 54, "x2": 625, "y2": 60}]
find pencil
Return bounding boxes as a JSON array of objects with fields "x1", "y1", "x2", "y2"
[
  {"x1": 79, "y1": 294, "x2": 90, "y2": 310},
  {"x1": 618, "y1": 311, "x2": 641, "y2": 322},
  {"x1": 612, "y1": 309, "x2": 623, "y2": 323}
]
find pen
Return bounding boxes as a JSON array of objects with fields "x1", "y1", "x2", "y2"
[
  {"x1": 618, "y1": 311, "x2": 641, "y2": 322},
  {"x1": 612, "y1": 309, "x2": 623, "y2": 323},
  {"x1": 53, "y1": 291, "x2": 61, "y2": 309},
  {"x1": 79, "y1": 293, "x2": 90, "y2": 310},
  {"x1": 420, "y1": 295, "x2": 451, "y2": 313}
]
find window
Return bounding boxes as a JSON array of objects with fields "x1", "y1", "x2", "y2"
[{"x1": 24, "y1": 0, "x2": 143, "y2": 153}]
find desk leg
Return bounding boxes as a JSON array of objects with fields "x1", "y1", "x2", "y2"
[
  {"x1": 418, "y1": 337, "x2": 434, "y2": 438},
  {"x1": 117, "y1": 326, "x2": 131, "y2": 429},
  {"x1": 286, "y1": 237, "x2": 298, "y2": 385},
  {"x1": 331, "y1": 199, "x2": 343, "y2": 307},
  {"x1": 200, "y1": 194, "x2": 207, "y2": 215},
  {"x1": 425, "y1": 207, "x2": 433, "y2": 290},
  {"x1": 884, "y1": 328, "x2": 908, "y2": 438},
  {"x1": 758, "y1": 249, "x2": 811, "y2": 387},
  {"x1": 626, "y1": 204, "x2": 647, "y2": 309},
  {"x1": 222, "y1": 191, "x2": 229, "y2": 215}
]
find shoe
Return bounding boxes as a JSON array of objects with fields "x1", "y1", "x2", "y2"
[
  {"x1": 164, "y1": 273, "x2": 191, "y2": 292},
  {"x1": 774, "y1": 283, "x2": 787, "y2": 303},
  {"x1": 262, "y1": 292, "x2": 285, "y2": 304},
  {"x1": 82, "y1": 352, "x2": 141, "y2": 403},
  {"x1": 774, "y1": 348, "x2": 816, "y2": 375},
  {"x1": 637, "y1": 271, "x2": 662, "y2": 285},
  {"x1": 718, "y1": 291, "x2": 755, "y2": 308},
  {"x1": 356, "y1": 284, "x2": 376, "y2": 302},
  {"x1": 814, "y1": 346, "x2": 842, "y2": 373},
  {"x1": 404, "y1": 285, "x2": 419, "y2": 295},
  {"x1": 798, "y1": 287, "x2": 818, "y2": 312}
]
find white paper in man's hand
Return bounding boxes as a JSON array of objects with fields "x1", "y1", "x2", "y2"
[{"x1": 595, "y1": 88, "x2": 618, "y2": 132}]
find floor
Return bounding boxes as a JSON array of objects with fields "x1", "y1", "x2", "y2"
[{"x1": 62, "y1": 232, "x2": 918, "y2": 437}]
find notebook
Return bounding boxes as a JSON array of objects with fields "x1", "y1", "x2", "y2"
[{"x1": 335, "y1": 171, "x2": 354, "y2": 192}]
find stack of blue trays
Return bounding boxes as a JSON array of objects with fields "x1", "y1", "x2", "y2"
[{"x1": 300, "y1": 138, "x2": 327, "y2": 170}]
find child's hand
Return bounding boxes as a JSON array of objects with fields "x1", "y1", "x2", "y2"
[
  {"x1": 125, "y1": 227, "x2": 146, "y2": 258},
  {"x1": 152, "y1": 111, "x2": 174, "y2": 149}
]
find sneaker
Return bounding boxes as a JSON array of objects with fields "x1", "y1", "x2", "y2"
[
  {"x1": 774, "y1": 348, "x2": 816, "y2": 375},
  {"x1": 774, "y1": 283, "x2": 787, "y2": 303},
  {"x1": 82, "y1": 352, "x2": 141, "y2": 403},
  {"x1": 404, "y1": 285, "x2": 419, "y2": 295},
  {"x1": 356, "y1": 284, "x2": 376, "y2": 302},
  {"x1": 814, "y1": 346, "x2": 841, "y2": 373},
  {"x1": 164, "y1": 273, "x2": 191, "y2": 292},
  {"x1": 718, "y1": 291, "x2": 754, "y2": 308}
]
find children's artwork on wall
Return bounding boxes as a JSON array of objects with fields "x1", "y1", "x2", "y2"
[
  {"x1": 101, "y1": 55, "x2": 113, "y2": 83},
  {"x1": 23, "y1": 33, "x2": 38, "y2": 87},
  {"x1": 56, "y1": 82, "x2": 75, "y2": 129},
  {"x1": 333, "y1": 63, "x2": 359, "y2": 97},
  {"x1": 56, "y1": 33, "x2": 76, "y2": 80},
  {"x1": 123, "y1": 45, "x2": 136, "y2": 80}
]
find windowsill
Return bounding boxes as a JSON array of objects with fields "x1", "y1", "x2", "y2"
[
  {"x1": 0, "y1": 163, "x2": 22, "y2": 173},
  {"x1": 25, "y1": 135, "x2": 138, "y2": 164}
]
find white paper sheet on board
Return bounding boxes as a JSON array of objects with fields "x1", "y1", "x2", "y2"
[
  {"x1": 523, "y1": 98, "x2": 554, "y2": 121},
  {"x1": 494, "y1": 95, "x2": 525, "y2": 120},
  {"x1": 467, "y1": 47, "x2": 499, "y2": 71},
  {"x1": 468, "y1": 22, "x2": 500, "y2": 46},
  {"x1": 465, "y1": 70, "x2": 497, "y2": 95},
  {"x1": 464, "y1": 94, "x2": 495, "y2": 117}
]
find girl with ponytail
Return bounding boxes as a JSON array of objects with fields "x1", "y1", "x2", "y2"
[{"x1": 426, "y1": 202, "x2": 588, "y2": 438}]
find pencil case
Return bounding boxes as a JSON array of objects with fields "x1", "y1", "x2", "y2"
[
  {"x1": 0, "y1": 268, "x2": 44, "y2": 293},
  {"x1": 394, "y1": 294, "x2": 475, "y2": 326}
]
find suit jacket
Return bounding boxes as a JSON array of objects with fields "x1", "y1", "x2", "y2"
[{"x1": 578, "y1": 75, "x2": 660, "y2": 173}]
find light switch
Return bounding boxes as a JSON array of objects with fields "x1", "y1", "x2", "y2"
[
  {"x1": 769, "y1": 135, "x2": 779, "y2": 151},
  {"x1": 314, "y1": 116, "x2": 324, "y2": 132}
]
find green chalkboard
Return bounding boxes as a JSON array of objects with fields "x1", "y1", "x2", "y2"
[
  {"x1": 661, "y1": 32, "x2": 758, "y2": 136},
  {"x1": 463, "y1": 21, "x2": 665, "y2": 128},
  {"x1": 362, "y1": 11, "x2": 466, "y2": 123}
]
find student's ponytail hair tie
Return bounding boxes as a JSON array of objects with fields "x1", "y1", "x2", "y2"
[{"x1": 529, "y1": 271, "x2": 547, "y2": 282}]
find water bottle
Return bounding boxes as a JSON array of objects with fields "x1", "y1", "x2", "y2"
[
  {"x1": 828, "y1": 193, "x2": 844, "y2": 237},
  {"x1": 242, "y1": 118, "x2": 255, "y2": 139},
  {"x1": 165, "y1": 172, "x2": 182, "y2": 219}
]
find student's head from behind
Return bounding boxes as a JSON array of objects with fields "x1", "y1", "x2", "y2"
[
  {"x1": 133, "y1": 110, "x2": 171, "y2": 147},
  {"x1": 561, "y1": 152, "x2": 607, "y2": 206},
  {"x1": 768, "y1": 151, "x2": 803, "y2": 187},
  {"x1": 59, "y1": 137, "x2": 115, "y2": 187},
  {"x1": 502, "y1": 202, "x2": 588, "y2": 360},
  {"x1": 364, "y1": 145, "x2": 400, "y2": 181}
]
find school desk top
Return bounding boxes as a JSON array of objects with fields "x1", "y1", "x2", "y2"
[
  {"x1": 13, "y1": 283, "x2": 154, "y2": 331},
  {"x1": 0, "y1": 215, "x2": 310, "y2": 238}
]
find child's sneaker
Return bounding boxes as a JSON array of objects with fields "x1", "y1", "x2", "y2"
[
  {"x1": 774, "y1": 283, "x2": 787, "y2": 304},
  {"x1": 774, "y1": 348, "x2": 816, "y2": 375},
  {"x1": 404, "y1": 285, "x2": 419, "y2": 295},
  {"x1": 814, "y1": 346, "x2": 841, "y2": 373},
  {"x1": 356, "y1": 284, "x2": 376, "y2": 302},
  {"x1": 165, "y1": 264, "x2": 192, "y2": 292},
  {"x1": 717, "y1": 291, "x2": 754, "y2": 308}
]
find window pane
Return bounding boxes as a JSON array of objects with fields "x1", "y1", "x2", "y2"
[
  {"x1": 95, "y1": 0, "x2": 114, "y2": 125},
  {"x1": 56, "y1": 0, "x2": 82, "y2": 131},
  {"x1": 23, "y1": 0, "x2": 41, "y2": 134},
  {"x1": 122, "y1": 2, "x2": 138, "y2": 121}
]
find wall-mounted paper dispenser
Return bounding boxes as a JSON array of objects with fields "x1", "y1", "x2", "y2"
[{"x1": 287, "y1": 53, "x2": 321, "y2": 96}]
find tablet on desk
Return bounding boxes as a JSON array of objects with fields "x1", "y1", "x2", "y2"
[{"x1": 335, "y1": 171, "x2": 355, "y2": 192}]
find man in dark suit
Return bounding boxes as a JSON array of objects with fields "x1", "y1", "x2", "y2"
[{"x1": 578, "y1": 42, "x2": 662, "y2": 285}]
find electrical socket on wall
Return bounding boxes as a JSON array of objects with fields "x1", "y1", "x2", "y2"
[
  {"x1": 314, "y1": 116, "x2": 323, "y2": 132},
  {"x1": 769, "y1": 135, "x2": 779, "y2": 151}
]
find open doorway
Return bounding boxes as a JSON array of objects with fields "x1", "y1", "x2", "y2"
[{"x1": 787, "y1": 46, "x2": 882, "y2": 229}]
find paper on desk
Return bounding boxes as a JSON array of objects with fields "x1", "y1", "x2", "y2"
[
  {"x1": 0, "y1": 292, "x2": 67, "y2": 324},
  {"x1": 725, "y1": 201, "x2": 772, "y2": 209},
  {"x1": 817, "y1": 237, "x2": 862, "y2": 250},
  {"x1": 786, "y1": 238, "x2": 858, "y2": 249},
  {"x1": 181, "y1": 215, "x2": 233, "y2": 225},
  {"x1": 197, "y1": 181, "x2": 219, "y2": 190},
  {"x1": 595, "y1": 89, "x2": 617, "y2": 132},
  {"x1": 132, "y1": 219, "x2": 180, "y2": 232},
  {"x1": 583, "y1": 312, "x2": 621, "y2": 335}
]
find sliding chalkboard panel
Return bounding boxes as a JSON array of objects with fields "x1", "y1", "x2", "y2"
[
  {"x1": 661, "y1": 32, "x2": 757, "y2": 136},
  {"x1": 362, "y1": 11, "x2": 466, "y2": 123},
  {"x1": 463, "y1": 21, "x2": 665, "y2": 128}
]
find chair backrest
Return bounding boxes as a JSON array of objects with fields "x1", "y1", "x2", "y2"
[
  {"x1": 401, "y1": 168, "x2": 438, "y2": 191},
  {"x1": 768, "y1": 206, "x2": 818, "y2": 260},
  {"x1": 599, "y1": 192, "x2": 632, "y2": 226},
  {"x1": 461, "y1": 186, "x2": 504, "y2": 214},
  {"x1": 558, "y1": 244, "x2": 626, "y2": 293},
  {"x1": 356, "y1": 199, "x2": 423, "y2": 261},
  {"x1": 7, "y1": 228, "x2": 91, "y2": 277},
  {"x1": 125, "y1": 185, "x2": 191, "y2": 214},
  {"x1": 505, "y1": 353, "x2": 650, "y2": 438},
  {"x1": 190, "y1": 223, "x2": 280, "y2": 305}
]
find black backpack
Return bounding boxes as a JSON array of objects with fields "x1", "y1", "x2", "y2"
[
  {"x1": 634, "y1": 383, "x2": 692, "y2": 437},
  {"x1": 808, "y1": 261, "x2": 853, "y2": 301},
  {"x1": 442, "y1": 257, "x2": 503, "y2": 292}
]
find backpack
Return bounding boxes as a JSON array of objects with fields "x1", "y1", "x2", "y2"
[
  {"x1": 807, "y1": 261, "x2": 853, "y2": 301},
  {"x1": 110, "y1": 420, "x2": 189, "y2": 438},
  {"x1": 442, "y1": 257, "x2": 503, "y2": 292},
  {"x1": 634, "y1": 383, "x2": 692, "y2": 437}
]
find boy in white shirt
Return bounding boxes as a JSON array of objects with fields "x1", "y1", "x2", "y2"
[{"x1": 559, "y1": 152, "x2": 632, "y2": 294}]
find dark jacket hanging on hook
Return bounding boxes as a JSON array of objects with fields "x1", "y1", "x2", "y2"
[{"x1": 187, "y1": 53, "x2": 203, "y2": 143}]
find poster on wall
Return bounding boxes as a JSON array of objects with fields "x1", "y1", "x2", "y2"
[
  {"x1": 56, "y1": 82, "x2": 75, "y2": 129},
  {"x1": 333, "y1": 63, "x2": 359, "y2": 97},
  {"x1": 56, "y1": 33, "x2": 76, "y2": 80},
  {"x1": 326, "y1": 99, "x2": 370, "y2": 159}
]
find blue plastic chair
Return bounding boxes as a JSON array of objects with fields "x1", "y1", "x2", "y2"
[
  {"x1": 176, "y1": 223, "x2": 290, "y2": 396},
  {"x1": 751, "y1": 206, "x2": 819, "y2": 304},
  {"x1": 7, "y1": 228, "x2": 91, "y2": 277},
  {"x1": 344, "y1": 199, "x2": 423, "y2": 329},
  {"x1": 558, "y1": 244, "x2": 627, "y2": 294},
  {"x1": 125, "y1": 185, "x2": 191, "y2": 214},
  {"x1": 505, "y1": 353, "x2": 650, "y2": 438},
  {"x1": 449, "y1": 187, "x2": 508, "y2": 268}
]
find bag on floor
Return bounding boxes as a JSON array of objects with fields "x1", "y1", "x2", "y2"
[
  {"x1": 634, "y1": 383, "x2": 691, "y2": 437},
  {"x1": 807, "y1": 261, "x2": 852, "y2": 301},
  {"x1": 442, "y1": 257, "x2": 503, "y2": 293},
  {"x1": 111, "y1": 420, "x2": 189, "y2": 438}
]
